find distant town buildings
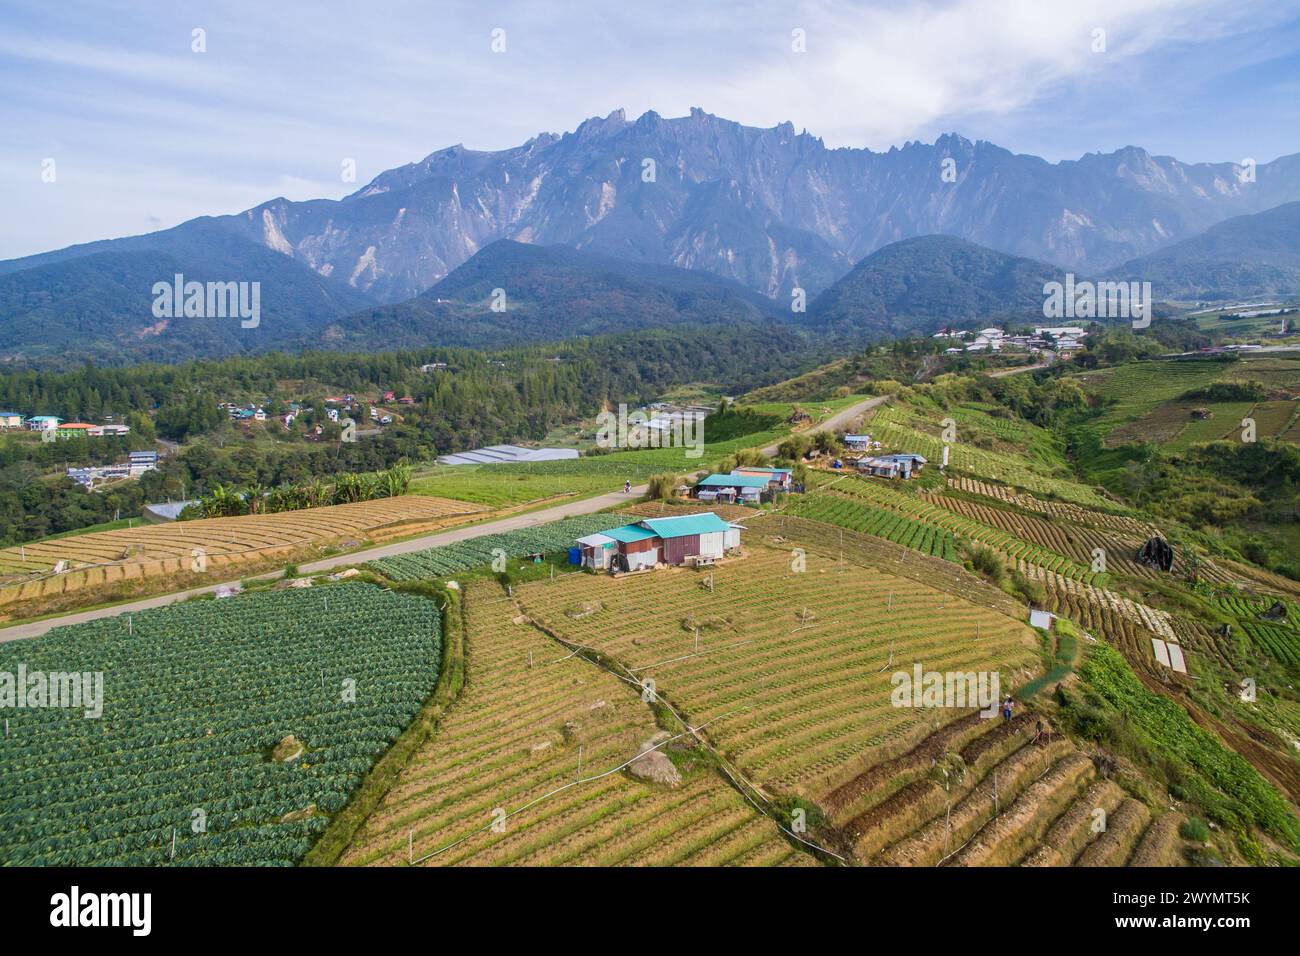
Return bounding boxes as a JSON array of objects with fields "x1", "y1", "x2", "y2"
[{"x1": 932, "y1": 325, "x2": 1089, "y2": 355}]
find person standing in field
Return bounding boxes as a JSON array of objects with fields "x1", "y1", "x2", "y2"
[{"x1": 624, "y1": 479, "x2": 631, "y2": 494}]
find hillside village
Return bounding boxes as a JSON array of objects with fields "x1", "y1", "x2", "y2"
[{"x1": 932, "y1": 325, "x2": 1090, "y2": 355}]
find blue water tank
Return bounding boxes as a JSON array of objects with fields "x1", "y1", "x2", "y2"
[{"x1": 567, "y1": 547, "x2": 582, "y2": 565}]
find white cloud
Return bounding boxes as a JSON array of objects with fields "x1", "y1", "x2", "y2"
[{"x1": 0, "y1": 0, "x2": 1293, "y2": 258}]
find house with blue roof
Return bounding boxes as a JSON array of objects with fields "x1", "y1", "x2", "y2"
[
  {"x1": 576, "y1": 512, "x2": 742, "y2": 572},
  {"x1": 0, "y1": 411, "x2": 23, "y2": 429},
  {"x1": 731, "y1": 465, "x2": 794, "y2": 490},
  {"x1": 692, "y1": 472, "x2": 769, "y2": 504}
]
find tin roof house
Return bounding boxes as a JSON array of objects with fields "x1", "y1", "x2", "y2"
[
  {"x1": 857, "y1": 453, "x2": 927, "y2": 480},
  {"x1": 692, "y1": 473, "x2": 769, "y2": 504},
  {"x1": 578, "y1": 513, "x2": 742, "y2": 572},
  {"x1": 731, "y1": 466, "x2": 794, "y2": 489}
]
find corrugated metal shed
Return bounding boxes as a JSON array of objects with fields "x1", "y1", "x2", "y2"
[
  {"x1": 640, "y1": 513, "x2": 732, "y2": 538},
  {"x1": 695, "y1": 473, "x2": 769, "y2": 489},
  {"x1": 604, "y1": 524, "x2": 659, "y2": 544}
]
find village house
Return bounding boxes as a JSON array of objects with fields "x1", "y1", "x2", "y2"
[
  {"x1": 577, "y1": 513, "x2": 742, "y2": 572},
  {"x1": 731, "y1": 465, "x2": 794, "y2": 491},
  {"x1": 0, "y1": 411, "x2": 23, "y2": 429},
  {"x1": 55, "y1": 422, "x2": 97, "y2": 439},
  {"x1": 128, "y1": 450, "x2": 159, "y2": 477},
  {"x1": 88, "y1": 424, "x2": 131, "y2": 437},
  {"x1": 856, "y1": 452, "x2": 927, "y2": 480},
  {"x1": 692, "y1": 473, "x2": 769, "y2": 504},
  {"x1": 25, "y1": 415, "x2": 61, "y2": 431},
  {"x1": 843, "y1": 434, "x2": 879, "y2": 452}
]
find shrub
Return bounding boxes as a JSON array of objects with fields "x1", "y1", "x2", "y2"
[
  {"x1": 1180, "y1": 817, "x2": 1210, "y2": 842},
  {"x1": 1009, "y1": 569, "x2": 1046, "y2": 606},
  {"x1": 645, "y1": 473, "x2": 678, "y2": 500},
  {"x1": 966, "y1": 544, "x2": 1005, "y2": 585}
]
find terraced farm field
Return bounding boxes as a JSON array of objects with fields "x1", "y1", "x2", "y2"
[
  {"x1": 805, "y1": 479, "x2": 1099, "y2": 582},
  {"x1": 945, "y1": 478, "x2": 1148, "y2": 533},
  {"x1": 515, "y1": 543, "x2": 1039, "y2": 801},
  {"x1": 1220, "y1": 355, "x2": 1300, "y2": 391},
  {"x1": 0, "y1": 495, "x2": 484, "y2": 612},
  {"x1": 0, "y1": 584, "x2": 441, "y2": 865},
  {"x1": 339, "y1": 580, "x2": 813, "y2": 867},
  {"x1": 1071, "y1": 360, "x2": 1228, "y2": 408},
  {"x1": 509, "y1": 532, "x2": 1206, "y2": 865},
  {"x1": 789, "y1": 492, "x2": 957, "y2": 560},
  {"x1": 863, "y1": 406, "x2": 1115, "y2": 508}
]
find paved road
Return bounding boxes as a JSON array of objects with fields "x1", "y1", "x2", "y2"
[{"x1": 0, "y1": 484, "x2": 650, "y2": 643}]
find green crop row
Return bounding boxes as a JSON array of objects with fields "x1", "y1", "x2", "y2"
[
  {"x1": 788, "y1": 494, "x2": 957, "y2": 562},
  {"x1": 828, "y1": 482, "x2": 1099, "y2": 584}
]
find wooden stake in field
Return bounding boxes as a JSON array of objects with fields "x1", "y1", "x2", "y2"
[
  {"x1": 409, "y1": 828, "x2": 414, "y2": 863},
  {"x1": 170, "y1": 827, "x2": 177, "y2": 861},
  {"x1": 528, "y1": 650, "x2": 534, "y2": 669}
]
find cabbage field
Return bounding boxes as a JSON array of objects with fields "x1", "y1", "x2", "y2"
[{"x1": 0, "y1": 583, "x2": 440, "y2": 866}]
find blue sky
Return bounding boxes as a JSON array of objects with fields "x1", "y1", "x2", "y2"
[{"x1": 2, "y1": 0, "x2": 1299, "y2": 259}]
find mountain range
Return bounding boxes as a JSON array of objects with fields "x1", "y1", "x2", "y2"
[
  {"x1": 1117, "y1": 201, "x2": 1300, "y2": 300},
  {"x1": 3, "y1": 108, "x2": 1300, "y2": 366}
]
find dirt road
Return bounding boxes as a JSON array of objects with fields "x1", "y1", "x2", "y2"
[{"x1": 760, "y1": 394, "x2": 892, "y2": 456}]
